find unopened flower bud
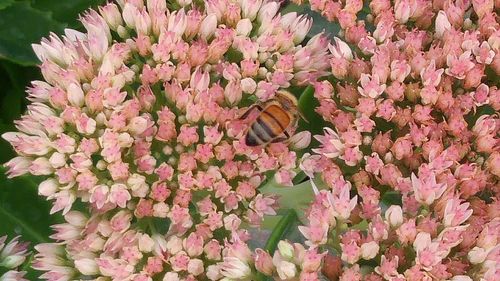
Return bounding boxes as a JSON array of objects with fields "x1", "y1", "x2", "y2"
[
  {"x1": 0, "y1": 255, "x2": 26, "y2": 269},
  {"x1": 38, "y1": 178, "x2": 59, "y2": 197},
  {"x1": 289, "y1": 131, "x2": 311, "y2": 150},
  {"x1": 435, "y1": 11, "x2": 451, "y2": 38},
  {"x1": 277, "y1": 240, "x2": 294, "y2": 260},
  {"x1": 99, "y1": 4, "x2": 123, "y2": 30},
  {"x1": 240, "y1": 78, "x2": 257, "y2": 94},
  {"x1": 200, "y1": 14, "x2": 217, "y2": 40},
  {"x1": 236, "y1": 19, "x2": 252, "y2": 36},
  {"x1": 96, "y1": 160, "x2": 107, "y2": 170},
  {"x1": 67, "y1": 83, "x2": 85, "y2": 107},
  {"x1": 276, "y1": 260, "x2": 297, "y2": 280},
  {"x1": 361, "y1": 241, "x2": 380, "y2": 259},
  {"x1": 255, "y1": 249, "x2": 274, "y2": 275},
  {"x1": 75, "y1": 258, "x2": 99, "y2": 275},
  {"x1": 128, "y1": 116, "x2": 148, "y2": 136},
  {"x1": 139, "y1": 234, "x2": 154, "y2": 253},
  {"x1": 163, "y1": 272, "x2": 180, "y2": 281},
  {"x1": 468, "y1": 247, "x2": 487, "y2": 264},
  {"x1": 49, "y1": 152, "x2": 66, "y2": 168},
  {"x1": 385, "y1": 205, "x2": 403, "y2": 227}
]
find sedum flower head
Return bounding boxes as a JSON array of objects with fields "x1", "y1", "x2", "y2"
[
  {"x1": 2, "y1": 0, "x2": 330, "y2": 280},
  {"x1": 293, "y1": 0, "x2": 500, "y2": 280}
]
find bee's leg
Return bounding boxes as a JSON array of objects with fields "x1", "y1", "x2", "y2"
[
  {"x1": 271, "y1": 136, "x2": 288, "y2": 143},
  {"x1": 238, "y1": 104, "x2": 263, "y2": 120},
  {"x1": 271, "y1": 131, "x2": 290, "y2": 143}
]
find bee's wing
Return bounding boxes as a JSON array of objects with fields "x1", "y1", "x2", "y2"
[
  {"x1": 238, "y1": 104, "x2": 264, "y2": 120},
  {"x1": 298, "y1": 109, "x2": 309, "y2": 123}
]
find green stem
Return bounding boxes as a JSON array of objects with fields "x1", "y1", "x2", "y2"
[
  {"x1": 21, "y1": 252, "x2": 35, "y2": 271},
  {"x1": 255, "y1": 209, "x2": 297, "y2": 281},
  {"x1": 0, "y1": 205, "x2": 47, "y2": 243}
]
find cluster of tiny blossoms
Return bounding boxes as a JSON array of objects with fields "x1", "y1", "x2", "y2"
[
  {"x1": 2, "y1": 0, "x2": 332, "y2": 280},
  {"x1": 0, "y1": 236, "x2": 30, "y2": 281},
  {"x1": 289, "y1": 0, "x2": 500, "y2": 280}
]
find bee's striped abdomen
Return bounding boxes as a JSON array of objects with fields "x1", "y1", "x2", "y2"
[{"x1": 245, "y1": 105, "x2": 291, "y2": 146}]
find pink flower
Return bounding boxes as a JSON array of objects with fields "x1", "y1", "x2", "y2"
[
  {"x1": 220, "y1": 257, "x2": 251, "y2": 279},
  {"x1": 312, "y1": 128, "x2": 345, "y2": 158},
  {"x1": 375, "y1": 255, "x2": 400, "y2": 279},
  {"x1": 358, "y1": 74, "x2": 386, "y2": 99},
  {"x1": 445, "y1": 51, "x2": 475, "y2": 79},
  {"x1": 435, "y1": 10, "x2": 452, "y2": 38},
  {"x1": 411, "y1": 172, "x2": 447, "y2": 205},
  {"x1": 329, "y1": 37, "x2": 353, "y2": 60},
  {"x1": 329, "y1": 180, "x2": 358, "y2": 220},
  {"x1": 390, "y1": 60, "x2": 411, "y2": 82},
  {"x1": 254, "y1": 249, "x2": 274, "y2": 275},
  {"x1": 396, "y1": 219, "x2": 417, "y2": 245},
  {"x1": 420, "y1": 60, "x2": 444, "y2": 87},
  {"x1": 443, "y1": 199, "x2": 473, "y2": 227},
  {"x1": 413, "y1": 232, "x2": 447, "y2": 271}
]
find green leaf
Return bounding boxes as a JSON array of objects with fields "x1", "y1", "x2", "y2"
[
  {"x1": 0, "y1": 61, "x2": 43, "y2": 163},
  {"x1": 260, "y1": 178, "x2": 328, "y2": 223},
  {"x1": 297, "y1": 86, "x2": 328, "y2": 142},
  {"x1": 0, "y1": 121, "x2": 16, "y2": 164},
  {"x1": 0, "y1": 167, "x2": 65, "y2": 278},
  {"x1": 0, "y1": 62, "x2": 40, "y2": 121},
  {"x1": 0, "y1": 168, "x2": 62, "y2": 242},
  {"x1": 0, "y1": 0, "x2": 14, "y2": 10},
  {"x1": 32, "y1": 0, "x2": 106, "y2": 29},
  {"x1": 0, "y1": 2, "x2": 65, "y2": 66}
]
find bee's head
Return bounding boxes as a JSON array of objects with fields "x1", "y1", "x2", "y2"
[
  {"x1": 275, "y1": 90, "x2": 308, "y2": 122},
  {"x1": 275, "y1": 90, "x2": 298, "y2": 111}
]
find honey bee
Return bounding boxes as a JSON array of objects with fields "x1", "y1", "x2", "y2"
[{"x1": 239, "y1": 90, "x2": 306, "y2": 146}]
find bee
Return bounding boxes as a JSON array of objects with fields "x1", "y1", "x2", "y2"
[{"x1": 239, "y1": 90, "x2": 306, "y2": 146}]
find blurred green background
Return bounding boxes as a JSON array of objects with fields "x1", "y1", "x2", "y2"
[{"x1": 0, "y1": 1, "x2": 106, "y2": 278}]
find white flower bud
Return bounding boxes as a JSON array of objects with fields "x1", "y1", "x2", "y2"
[
  {"x1": 361, "y1": 241, "x2": 380, "y2": 260},
  {"x1": 468, "y1": 247, "x2": 487, "y2": 264},
  {"x1": 200, "y1": 14, "x2": 217, "y2": 40},
  {"x1": 128, "y1": 116, "x2": 148, "y2": 136},
  {"x1": 289, "y1": 131, "x2": 312, "y2": 150},
  {"x1": 75, "y1": 258, "x2": 99, "y2": 275},
  {"x1": 67, "y1": 83, "x2": 85, "y2": 107},
  {"x1": 277, "y1": 241, "x2": 294, "y2": 260},
  {"x1": 163, "y1": 272, "x2": 180, "y2": 281},
  {"x1": 166, "y1": 236, "x2": 183, "y2": 254},
  {"x1": 188, "y1": 259, "x2": 204, "y2": 276},
  {"x1": 236, "y1": 19, "x2": 252, "y2": 36},
  {"x1": 435, "y1": 11, "x2": 451, "y2": 39},
  {"x1": 139, "y1": 234, "x2": 154, "y2": 253},
  {"x1": 240, "y1": 78, "x2": 257, "y2": 94},
  {"x1": 276, "y1": 260, "x2": 297, "y2": 280},
  {"x1": 49, "y1": 152, "x2": 66, "y2": 168},
  {"x1": 385, "y1": 205, "x2": 404, "y2": 227},
  {"x1": 38, "y1": 178, "x2": 59, "y2": 197}
]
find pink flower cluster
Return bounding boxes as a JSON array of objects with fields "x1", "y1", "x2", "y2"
[
  {"x1": 0, "y1": 236, "x2": 30, "y2": 281},
  {"x1": 289, "y1": 0, "x2": 500, "y2": 280},
  {"x1": 2, "y1": 0, "x2": 331, "y2": 280},
  {"x1": 2, "y1": 0, "x2": 500, "y2": 280}
]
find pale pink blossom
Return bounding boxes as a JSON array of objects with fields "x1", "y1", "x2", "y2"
[
  {"x1": 312, "y1": 128, "x2": 345, "y2": 158},
  {"x1": 411, "y1": 172, "x2": 447, "y2": 205},
  {"x1": 358, "y1": 74, "x2": 386, "y2": 99}
]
